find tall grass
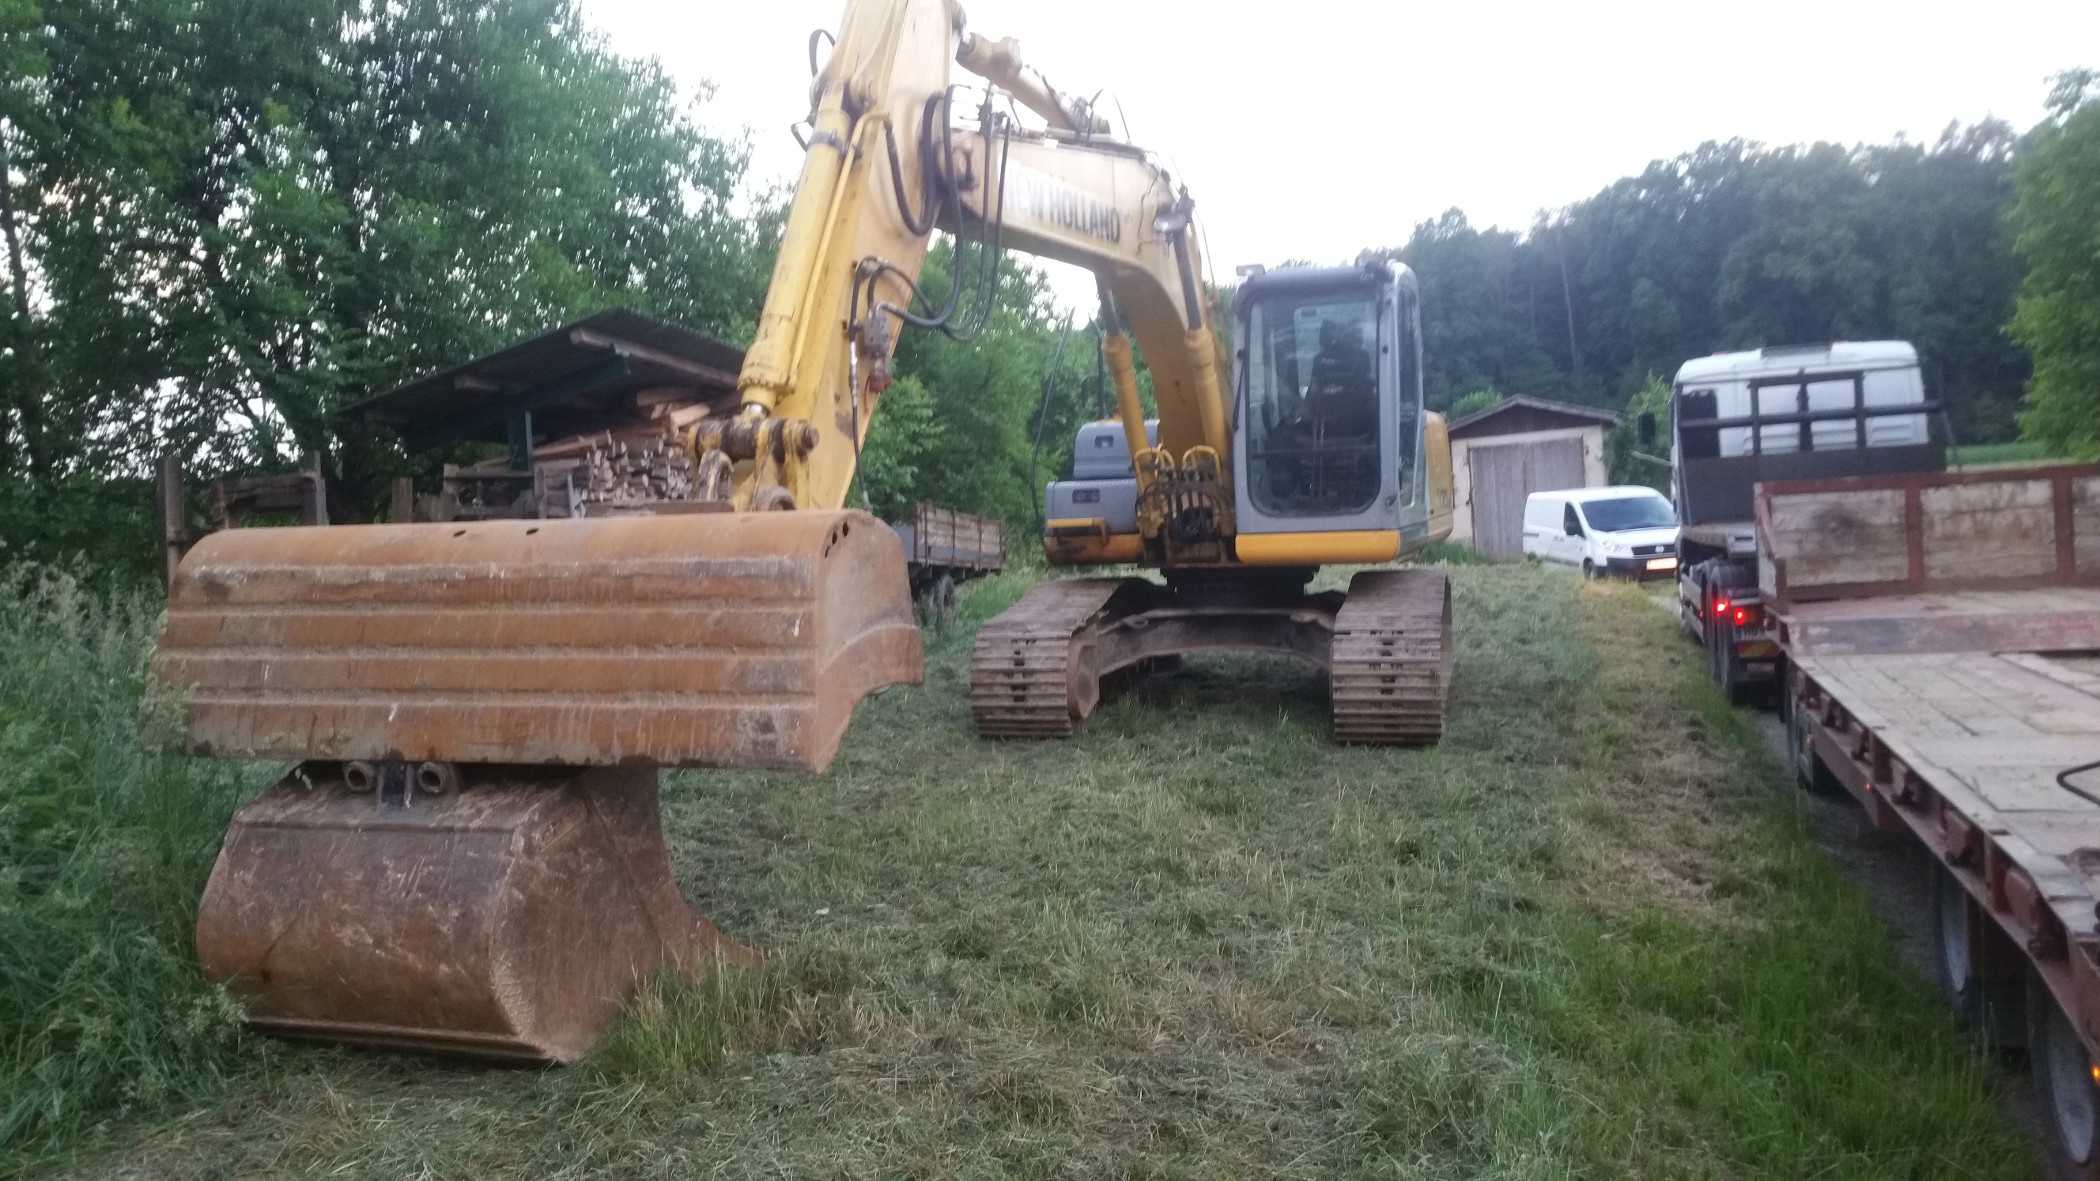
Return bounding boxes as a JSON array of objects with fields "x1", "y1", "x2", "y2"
[
  {"x1": 3, "y1": 564, "x2": 2038, "y2": 1178},
  {"x1": 0, "y1": 567, "x2": 259, "y2": 1167}
]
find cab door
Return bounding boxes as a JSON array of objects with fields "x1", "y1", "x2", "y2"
[{"x1": 1559, "y1": 502, "x2": 1589, "y2": 566}]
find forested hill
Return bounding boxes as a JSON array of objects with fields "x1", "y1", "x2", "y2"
[{"x1": 1389, "y1": 124, "x2": 2029, "y2": 446}]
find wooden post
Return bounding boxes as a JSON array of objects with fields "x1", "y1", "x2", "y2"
[
  {"x1": 156, "y1": 453, "x2": 188, "y2": 592},
  {"x1": 391, "y1": 477, "x2": 416, "y2": 524},
  {"x1": 508, "y1": 411, "x2": 534, "y2": 473},
  {"x1": 300, "y1": 452, "x2": 328, "y2": 526}
]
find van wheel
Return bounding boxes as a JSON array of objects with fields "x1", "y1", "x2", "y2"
[
  {"x1": 1581, "y1": 559, "x2": 1597, "y2": 580},
  {"x1": 2029, "y1": 975, "x2": 2100, "y2": 1178}
]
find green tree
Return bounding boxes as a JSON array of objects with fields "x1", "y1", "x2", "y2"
[
  {"x1": 860, "y1": 244, "x2": 1088, "y2": 529},
  {"x1": 2012, "y1": 70, "x2": 2100, "y2": 457},
  {"x1": 1448, "y1": 389, "x2": 1501, "y2": 420},
  {"x1": 0, "y1": 0, "x2": 769, "y2": 567},
  {"x1": 1605, "y1": 374, "x2": 1672, "y2": 490},
  {"x1": 1383, "y1": 128, "x2": 2031, "y2": 442}
]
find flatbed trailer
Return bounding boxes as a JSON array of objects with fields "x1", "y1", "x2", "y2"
[
  {"x1": 891, "y1": 501, "x2": 1006, "y2": 611},
  {"x1": 1759, "y1": 463, "x2": 2100, "y2": 1177}
]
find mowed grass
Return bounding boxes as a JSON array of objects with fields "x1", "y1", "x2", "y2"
[{"x1": 9, "y1": 563, "x2": 2035, "y2": 1178}]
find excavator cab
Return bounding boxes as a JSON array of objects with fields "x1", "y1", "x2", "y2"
[{"x1": 1234, "y1": 257, "x2": 1431, "y2": 552}]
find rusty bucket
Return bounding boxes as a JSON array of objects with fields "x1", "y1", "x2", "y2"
[
  {"x1": 150, "y1": 510, "x2": 923, "y2": 772},
  {"x1": 200, "y1": 762, "x2": 755, "y2": 1062},
  {"x1": 149, "y1": 509, "x2": 921, "y2": 1060}
]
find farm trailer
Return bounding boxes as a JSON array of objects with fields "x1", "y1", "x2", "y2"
[
  {"x1": 1759, "y1": 463, "x2": 2100, "y2": 1177},
  {"x1": 890, "y1": 501, "x2": 1006, "y2": 613}
]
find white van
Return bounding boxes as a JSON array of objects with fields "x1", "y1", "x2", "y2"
[{"x1": 1522, "y1": 486, "x2": 1680, "y2": 580}]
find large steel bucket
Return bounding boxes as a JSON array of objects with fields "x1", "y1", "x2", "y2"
[
  {"x1": 148, "y1": 509, "x2": 921, "y2": 1060},
  {"x1": 200, "y1": 763, "x2": 756, "y2": 1062},
  {"x1": 150, "y1": 510, "x2": 923, "y2": 772}
]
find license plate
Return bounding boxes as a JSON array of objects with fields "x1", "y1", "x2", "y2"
[
  {"x1": 1645, "y1": 557, "x2": 1678, "y2": 571},
  {"x1": 1737, "y1": 640, "x2": 1779, "y2": 659}
]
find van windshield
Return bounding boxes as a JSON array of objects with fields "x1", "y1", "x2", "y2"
[{"x1": 1580, "y1": 496, "x2": 1675, "y2": 533}]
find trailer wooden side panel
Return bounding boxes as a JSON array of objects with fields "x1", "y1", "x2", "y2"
[{"x1": 1756, "y1": 464, "x2": 2100, "y2": 605}]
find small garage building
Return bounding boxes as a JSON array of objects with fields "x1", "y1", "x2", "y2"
[{"x1": 1446, "y1": 395, "x2": 1619, "y2": 560}]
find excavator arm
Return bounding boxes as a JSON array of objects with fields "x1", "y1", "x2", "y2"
[{"x1": 716, "y1": 0, "x2": 1233, "y2": 560}]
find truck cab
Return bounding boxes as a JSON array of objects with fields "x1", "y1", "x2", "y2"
[{"x1": 1663, "y1": 341, "x2": 1942, "y2": 703}]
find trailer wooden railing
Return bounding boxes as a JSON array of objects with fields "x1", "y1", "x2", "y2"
[{"x1": 1754, "y1": 463, "x2": 2100, "y2": 608}]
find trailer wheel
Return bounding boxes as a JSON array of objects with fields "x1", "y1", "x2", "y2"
[
  {"x1": 2030, "y1": 974, "x2": 2100, "y2": 1177},
  {"x1": 1932, "y1": 867, "x2": 2023, "y2": 1048}
]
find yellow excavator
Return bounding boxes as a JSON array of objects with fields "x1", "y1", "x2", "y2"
[{"x1": 146, "y1": 0, "x2": 1456, "y2": 1063}]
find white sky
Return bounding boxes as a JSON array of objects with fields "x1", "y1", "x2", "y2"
[{"x1": 581, "y1": 0, "x2": 2099, "y2": 304}]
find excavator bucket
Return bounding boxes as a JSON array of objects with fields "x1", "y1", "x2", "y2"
[
  {"x1": 148, "y1": 509, "x2": 922, "y2": 1060},
  {"x1": 151, "y1": 510, "x2": 923, "y2": 772},
  {"x1": 198, "y1": 762, "x2": 756, "y2": 1062}
]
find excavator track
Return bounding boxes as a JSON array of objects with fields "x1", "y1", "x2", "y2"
[
  {"x1": 969, "y1": 578, "x2": 1133, "y2": 737},
  {"x1": 1330, "y1": 568, "x2": 1453, "y2": 744}
]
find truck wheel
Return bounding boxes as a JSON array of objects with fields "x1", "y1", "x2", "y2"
[
  {"x1": 1932, "y1": 867, "x2": 2023, "y2": 1048},
  {"x1": 1713, "y1": 620, "x2": 1755, "y2": 707},
  {"x1": 2030, "y1": 975, "x2": 2100, "y2": 1178},
  {"x1": 1718, "y1": 644, "x2": 1748, "y2": 706},
  {"x1": 1581, "y1": 559, "x2": 1597, "y2": 580},
  {"x1": 1782, "y1": 689, "x2": 1840, "y2": 795}
]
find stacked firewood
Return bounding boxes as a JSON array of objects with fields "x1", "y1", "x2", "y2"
[{"x1": 575, "y1": 433, "x2": 692, "y2": 508}]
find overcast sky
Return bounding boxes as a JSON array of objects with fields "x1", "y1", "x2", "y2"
[{"x1": 580, "y1": 0, "x2": 2098, "y2": 300}]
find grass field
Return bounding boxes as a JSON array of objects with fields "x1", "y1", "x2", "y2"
[{"x1": 2, "y1": 562, "x2": 2038, "y2": 1178}]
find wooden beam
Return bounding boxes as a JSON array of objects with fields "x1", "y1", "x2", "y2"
[{"x1": 569, "y1": 329, "x2": 738, "y2": 389}]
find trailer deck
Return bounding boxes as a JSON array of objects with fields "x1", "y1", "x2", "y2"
[{"x1": 1761, "y1": 465, "x2": 2100, "y2": 1174}]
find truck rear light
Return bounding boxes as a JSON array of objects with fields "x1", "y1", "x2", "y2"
[{"x1": 1732, "y1": 605, "x2": 1763, "y2": 627}]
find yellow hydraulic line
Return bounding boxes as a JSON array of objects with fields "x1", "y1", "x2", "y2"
[
  {"x1": 1102, "y1": 332, "x2": 1149, "y2": 471},
  {"x1": 1182, "y1": 326, "x2": 1230, "y2": 469}
]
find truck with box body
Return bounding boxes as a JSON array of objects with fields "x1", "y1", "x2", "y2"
[{"x1": 1662, "y1": 341, "x2": 1941, "y2": 703}]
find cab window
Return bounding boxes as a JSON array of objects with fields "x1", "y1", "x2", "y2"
[
  {"x1": 1244, "y1": 291, "x2": 1383, "y2": 517},
  {"x1": 1563, "y1": 504, "x2": 1584, "y2": 536}
]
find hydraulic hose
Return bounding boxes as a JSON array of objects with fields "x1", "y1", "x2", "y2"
[{"x1": 1029, "y1": 316, "x2": 1076, "y2": 527}]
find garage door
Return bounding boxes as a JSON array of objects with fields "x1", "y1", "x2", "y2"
[{"x1": 1469, "y1": 438, "x2": 1585, "y2": 561}]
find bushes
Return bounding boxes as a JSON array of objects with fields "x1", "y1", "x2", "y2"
[{"x1": 0, "y1": 568, "x2": 260, "y2": 1162}]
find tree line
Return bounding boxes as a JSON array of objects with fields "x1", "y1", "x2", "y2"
[
  {"x1": 0, "y1": 0, "x2": 2096, "y2": 578},
  {"x1": 1389, "y1": 123, "x2": 2037, "y2": 448}
]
